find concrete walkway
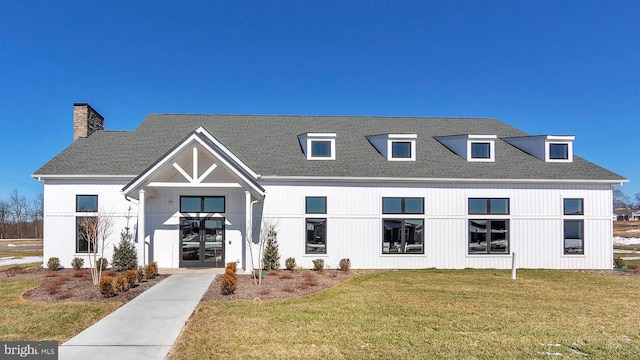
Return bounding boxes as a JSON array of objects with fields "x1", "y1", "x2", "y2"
[{"x1": 59, "y1": 273, "x2": 215, "y2": 360}]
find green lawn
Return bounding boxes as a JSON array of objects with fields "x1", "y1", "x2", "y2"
[
  {"x1": 169, "y1": 269, "x2": 640, "y2": 359},
  {"x1": 0, "y1": 276, "x2": 120, "y2": 342}
]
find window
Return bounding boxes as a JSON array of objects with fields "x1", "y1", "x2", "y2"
[
  {"x1": 564, "y1": 220, "x2": 584, "y2": 254},
  {"x1": 391, "y1": 141, "x2": 412, "y2": 159},
  {"x1": 549, "y1": 143, "x2": 569, "y2": 159},
  {"x1": 382, "y1": 219, "x2": 424, "y2": 254},
  {"x1": 471, "y1": 142, "x2": 490, "y2": 159},
  {"x1": 468, "y1": 198, "x2": 509, "y2": 215},
  {"x1": 180, "y1": 196, "x2": 225, "y2": 213},
  {"x1": 306, "y1": 218, "x2": 326, "y2": 254},
  {"x1": 76, "y1": 216, "x2": 97, "y2": 253},
  {"x1": 306, "y1": 197, "x2": 327, "y2": 214},
  {"x1": 564, "y1": 198, "x2": 584, "y2": 215},
  {"x1": 76, "y1": 195, "x2": 98, "y2": 212},
  {"x1": 468, "y1": 198, "x2": 510, "y2": 255},
  {"x1": 305, "y1": 197, "x2": 327, "y2": 254},
  {"x1": 469, "y1": 219, "x2": 509, "y2": 254},
  {"x1": 382, "y1": 197, "x2": 424, "y2": 214},
  {"x1": 310, "y1": 140, "x2": 332, "y2": 158}
]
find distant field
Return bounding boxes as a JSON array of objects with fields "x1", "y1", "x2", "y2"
[{"x1": 614, "y1": 221, "x2": 640, "y2": 237}]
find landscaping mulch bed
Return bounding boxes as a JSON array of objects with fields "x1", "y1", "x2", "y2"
[
  {"x1": 2, "y1": 267, "x2": 168, "y2": 303},
  {"x1": 202, "y1": 269, "x2": 356, "y2": 301}
]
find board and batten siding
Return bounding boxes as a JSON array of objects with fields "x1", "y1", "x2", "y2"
[
  {"x1": 42, "y1": 180, "x2": 135, "y2": 269},
  {"x1": 260, "y1": 182, "x2": 614, "y2": 270}
]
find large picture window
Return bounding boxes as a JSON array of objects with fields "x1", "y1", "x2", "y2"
[
  {"x1": 76, "y1": 195, "x2": 98, "y2": 212},
  {"x1": 469, "y1": 219, "x2": 509, "y2": 254},
  {"x1": 180, "y1": 196, "x2": 225, "y2": 213},
  {"x1": 382, "y1": 219, "x2": 424, "y2": 254},
  {"x1": 76, "y1": 216, "x2": 97, "y2": 253},
  {"x1": 564, "y1": 220, "x2": 584, "y2": 254},
  {"x1": 382, "y1": 197, "x2": 424, "y2": 214},
  {"x1": 306, "y1": 218, "x2": 326, "y2": 254}
]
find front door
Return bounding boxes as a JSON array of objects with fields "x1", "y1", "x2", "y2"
[{"x1": 180, "y1": 217, "x2": 225, "y2": 267}]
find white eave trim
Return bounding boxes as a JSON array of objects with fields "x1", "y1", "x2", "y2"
[
  {"x1": 32, "y1": 174, "x2": 136, "y2": 180},
  {"x1": 259, "y1": 175, "x2": 629, "y2": 185}
]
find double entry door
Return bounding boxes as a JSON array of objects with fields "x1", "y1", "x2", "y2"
[{"x1": 180, "y1": 217, "x2": 225, "y2": 267}]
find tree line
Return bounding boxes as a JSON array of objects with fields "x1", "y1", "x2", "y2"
[
  {"x1": 613, "y1": 188, "x2": 640, "y2": 210},
  {"x1": 0, "y1": 190, "x2": 43, "y2": 239}
]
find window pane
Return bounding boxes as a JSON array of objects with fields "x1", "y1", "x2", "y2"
[
  {"x1": 404, "y1": 198, "x2": 424, "y2": 214},
  {"x1": 382, "y1": 219, "x2": 403, "y2": 253},
  {"x1": 469, "y1": 220, "x2": 487, "y2": 253},
  {"x1": 490, "y1": 220, "x2": 509, "y2": 253},
  {"x1": 382, "y1": 198, "x2": 403, "y2": 214},
  {"x1": 468, "y1": 199, "x2": 488, "y2": 214},
  {"x1": 549, "y1": 143, "x2": 568, "y2": 159},
  {"x1": 76, "y1": 216, "x2": 96, "y2": 253},
  {"x1": 564, "y1": 199, "x2": 583, "y2": 215},
  {"x1": 306, "y1": 197, "x2": 327, "y2": 214},
  {"x1": 490, "y1": 199, "x2": 509, "y2": 214},
  {"x1": 564, "y1": 220, "x2": 584, "y2": 254},
  {"x1": 180, "y1": 197, "x2": 201, "y2": 212},
  {"x1": 391, "y1": 142, "x2": 411, "y2": 158},
  {"x1": 306, "y1": 218, "x2": 326, "y2": 254},
  {"x1": 77, "y1": 195, "x2": 98, "y2": 212},
  {"x1": 203, "y1": 197, "x2": 225, "y2": 213},
  {"x1": 311, "y1": 140, "x2": 332, "y2": 157},
  {"x1": 404, "y1": 219, "x2": 424, "y2": 254},
  {"x1": 471, "y1": 142, "x2": 490, "y2": 159}
]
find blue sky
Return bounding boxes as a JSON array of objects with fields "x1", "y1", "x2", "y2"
[{"x1": 1, "y1": 1, "x2": 638, "y2": 201}]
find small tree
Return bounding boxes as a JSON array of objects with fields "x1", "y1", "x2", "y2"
[
  {"x1": 78, "y1": 211, "x2": 114, "y2": 285},
  {"x1": 246, "y1": 219, "x2": 278, "y2": 285},
  {"x1": 262, "y1": 229, "x2": 280, "y2": 271},
  {"x1": 112, "y1": 226, "x2": 137, "y2": 272}
]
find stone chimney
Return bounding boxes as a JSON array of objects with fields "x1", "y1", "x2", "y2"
[{"x1": 73, "y1": 103, "x2": 104, "y2": 141}]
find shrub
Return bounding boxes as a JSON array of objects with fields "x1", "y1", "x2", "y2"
[
  {"x1": 220, "y1": 262, "x2": 237, "y2": 295},
  {"x1": 47, "y1": 257, "x2": 60, "y2": 271},
  {"x1": 71, "y1": 257, "x2": 84, "y2": 270},
  {"x1": 302, "y1": 271, "x2": 318, "y2": 286},
  {"x1": 312, "y1": 259, "x2": 324, "y2": 272},
  {"x1": 99, "y1": 276, "x2": 115, "y2": 297},
  {"x1": 339, "y1": 258, "x2": 351, "y2": 272},
  {"x1": 262, "y1": 229, "x2": 281, "y2": 271},
  {"x1": 114, "y1": 274, "x2": 129, "y2": 292},
  {"x1": 285, "y1": 257, "x2": 296, "y2": 271},
  {"x1": 144, "y1": 262, "x2": 158, "y2": 279},
  {"x1": 614, "y1": 257, "x2": 624, "y2": 268},
  {"x1": 72, "y1": 270, "x2": 85, "y2": 278},
  {"x1": 105, "y1": 269, "x2": 117, "y2": 277},
  {"x1": 278, "y1": 272, "x2": 294, "y2": 280},
  {"x1": 125, "y1": 269, "x2": 138, "y2": 288},
  {"x1": 112, "y1": 227, "x2": 137, "y2": 272},
  {"x1": 136, "y1": 266, "x2": 145, "y2": 282},
  {"x1": 97, "y1": 257, "x2": 108, "y2": 271}
]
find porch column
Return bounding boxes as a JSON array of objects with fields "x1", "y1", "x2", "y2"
[
  {"x1": 138, "y1": 189, "x2": 146, "y2": 267},
  {"x1": 245, "y1": 190, "x2": 252, "y2": 273}
]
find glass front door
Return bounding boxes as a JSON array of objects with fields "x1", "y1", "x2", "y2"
[{"x1": 180, "y1": 217, "x2": 225, "y2": 267}]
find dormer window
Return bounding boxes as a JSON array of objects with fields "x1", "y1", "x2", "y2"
[
  {"x1": 435, "y1": 134, "x2": 496, "y2": 162},
  {"x1": 503, "y1": 135, "x2": 574, "y2": 162},
  {"x1": 298, "y1": 133, "x2": 336, "y2": 160},
  {"x1": 549, "y1": 143, "x2": 568, "y2": 160},
  {"x1": 367, "y1": 134, "x2": 417, "y2": 161},
  {"x1": 471, "y1": 142, "x2": 491, "y2": 159}
]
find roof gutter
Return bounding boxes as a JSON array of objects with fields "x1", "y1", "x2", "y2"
[{"x1": 258, "y1": 175, "x2": 630, "y2": 185}]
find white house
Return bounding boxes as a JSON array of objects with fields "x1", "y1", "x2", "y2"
[{"x1": 33, "y1": 104, "x2": 628, "y2": 271}]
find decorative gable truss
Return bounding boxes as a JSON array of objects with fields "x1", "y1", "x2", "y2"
[{"x1": 123, "y1": 127, "x2": 265, "y2": 199}]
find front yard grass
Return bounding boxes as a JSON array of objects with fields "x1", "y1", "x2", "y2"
[
  {"x1": 169, "y1": 269, "x2": 640, "y2": 359},
  {"x1": 0, "y1": 277, "x2": 120, "y2": 342}
]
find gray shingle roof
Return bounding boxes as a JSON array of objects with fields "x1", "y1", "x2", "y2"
[{"x1": 33, "y1": 114, "x2": 626, "y2": 182}]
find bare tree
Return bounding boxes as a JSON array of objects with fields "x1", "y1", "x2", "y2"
[
  {"x1": 613, "y1": 187, "x2": 631, "y2": 209},
  {"x1": 0, "y1": 200, "x2": 9, "y2": 239},
  {"x1": 78, "y1": 210, "x2": 114, "y2": 285},
  {"x1": 246, "y1": 219, "x2": 278, "y2": 285},
  {"x1": 9, "y1": 190, "x2": 28, "y2": 238},
  {"x1": 635, "y1": 192, "x2": 640, "y2": 209},
  {"x1": 29, "y1": 194, "x2": 43, "y2": 239}
]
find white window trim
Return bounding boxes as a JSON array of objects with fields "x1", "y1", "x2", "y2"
[
  {"x1": 546, "y1": 139, "x2": 574, "y2": 163},
  {"x1": 387, "y1": 134, "x2": 417, "y2": 161},
  {"x1": 467, "y1": 135, "x2": 496, "y2": 162},
  {"x1": 300, "y1": 133, "x2": 337, "y2": 160}
]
